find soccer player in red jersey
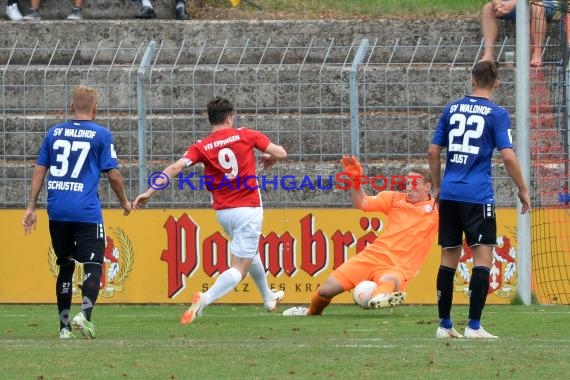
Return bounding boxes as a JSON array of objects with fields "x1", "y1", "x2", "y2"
[{"x1": 133, "y1": 97, "x2": 287, "y2": 324}]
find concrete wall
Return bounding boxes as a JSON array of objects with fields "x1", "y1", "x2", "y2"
[
  {"x1": 1, "y1": 17, "x2": 484, "y2": 49},
  {"x1": 1, "y1": 16, "x2": 529, "y2": 207}
]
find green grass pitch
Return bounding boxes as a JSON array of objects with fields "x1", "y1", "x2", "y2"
[{"x1": 1, "y1": 304, "x2": 569, "y2": 379}]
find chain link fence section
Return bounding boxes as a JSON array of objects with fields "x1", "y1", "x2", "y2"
[
  {"x1": 1, "y1": 40, "x2": 146, "y2": 209},
  {"x1": 1, "y1": 36, "x2": 519, "y2": 209}
]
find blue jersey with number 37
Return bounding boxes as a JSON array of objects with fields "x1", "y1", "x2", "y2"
[
  {"x1": 37, "y1": 120, "x2": 118, "y2": 223},
  {"x1": 431, "y1": 96, "x2": 513, "y2": 204}
]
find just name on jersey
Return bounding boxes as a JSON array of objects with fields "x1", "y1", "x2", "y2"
[{"x1": 449, "y1": 153, "x2": 468, "y2": 164}]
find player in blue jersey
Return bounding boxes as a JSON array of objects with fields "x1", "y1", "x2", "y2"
[
  {"x1": 428, "y1": 61, "x2": 531, "y2": 339},
  {"x1": 22, "y1": 85, "x2": 131, "y2": 339}
]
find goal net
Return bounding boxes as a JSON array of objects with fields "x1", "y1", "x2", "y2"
[{"x1": 529, "y1": 1, "x2": 570, "y2": 304}]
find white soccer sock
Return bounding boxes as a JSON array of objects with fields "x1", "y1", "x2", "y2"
[
  {"x1": 142, "y1": 0, "x2": 153, "y2": 8},
  {"x1": 203, "y1": 267, "x2": 242, "y2": 305},
  {"x1": 248, "y1": 255, "x2": 275, "y2": 302}
]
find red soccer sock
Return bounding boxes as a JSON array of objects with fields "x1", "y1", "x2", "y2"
[{"x1": 307, "y1": 292, "x2": 332, "y2": 315}]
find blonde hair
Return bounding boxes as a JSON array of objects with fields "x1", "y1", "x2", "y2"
[{"x1": 72, "y1": 86, "x2": 98, "y2": 114}]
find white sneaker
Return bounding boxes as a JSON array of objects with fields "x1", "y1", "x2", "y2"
[
  {"x1": 282, "y1": 306, "x2": 308, "y2": 316},
  {"x1": 59, "y1": 327, "x2": 75, "y2": 339},
  {"x1": 368, "y1": 291, "x2": 407, "y2": 309},
  {"x1": 23, "y1": 8, "x2": 40, "y2": 20},
  {"x1": 180, "y1": 292, "x2": 205, "y2": 325},
  {"x1": 436, "y1": 326, "x2": 463, "y2": 339},
  {"x1": 264, "y1": 290, "x2": 285, "y2": 312},
  {"x1": 6, "y1": 3, "x2": 23, "y2": 21},
  {"x1": 464, "y1": 326, "x2": 499, "y2": 339},
  {"x1": 66, "y1": 6, "x2": 82, "y2": 20}
]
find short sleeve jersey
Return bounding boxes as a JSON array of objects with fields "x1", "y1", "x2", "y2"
[
  {"x1": 362, "y1": 191, "x2": 439, "y2": 278},
  {"x1": 37, "y1": 120, "x2": 118, "y2": 223},
  {"x1": 431, "y1": 96, "x2": 513, "y2": 204},
  {"x1": 182, "y1": 127, "x2": 271, "y2": 210}
]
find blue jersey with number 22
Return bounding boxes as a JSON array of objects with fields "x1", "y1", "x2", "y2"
[
  {"x1": 431, "y1": 96, "x2": 513, "y2": 204},
  {"x1": 37, "y1": 120, "x2": 118, "y2": 223}
]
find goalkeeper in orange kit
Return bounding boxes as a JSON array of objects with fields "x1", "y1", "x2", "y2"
[{"x1": 283, "y1": 156, "x2": 438, "y2": 316}]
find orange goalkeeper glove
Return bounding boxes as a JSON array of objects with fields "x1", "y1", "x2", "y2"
[{"x1": 340, "y1": 155, "x2": 363, "y2": 181}]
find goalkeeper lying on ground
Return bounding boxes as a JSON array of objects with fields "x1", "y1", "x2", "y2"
[{"x1": 283, "y1": 156, "x2": 438, "y2": 316}]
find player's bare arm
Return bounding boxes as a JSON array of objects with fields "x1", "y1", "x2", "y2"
[
  {"x1": 260, "y1": 142, "x2": 287, "y2": 169},
  {"x1": 22, "y1": 164, "x2": 48, "y2": 234},
  {"x1": 106, "y1": 168, "x2": 132, "y2": 216},
  {"x1": 500, "y1": 148, "x2": 531, "y2": 214},
  {"x1": 133, "y1": 158, "x2": 187, "y2": 209},
  {"x1": 350, "y1": 186, "x2": 369, "y2": 210},
  {"x1": 427, "y1": 143, "x2": 443, "y2": 202}
]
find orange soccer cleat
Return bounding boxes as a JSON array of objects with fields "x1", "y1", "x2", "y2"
[{"x1": 180, "y1": 292, "x2": 205, "y2": 325}]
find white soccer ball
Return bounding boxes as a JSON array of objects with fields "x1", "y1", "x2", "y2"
[{"x1": 353, "y1": 280, "x2": 378, "y2": 309}]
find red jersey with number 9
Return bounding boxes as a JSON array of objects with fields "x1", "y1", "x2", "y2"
[{"x1": 182, "y1": 127, "x2": 271, "y2": 210}]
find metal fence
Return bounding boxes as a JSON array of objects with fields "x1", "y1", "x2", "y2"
[{"x1": 1, "y1": 36, "x2": 523, "y2": 208}]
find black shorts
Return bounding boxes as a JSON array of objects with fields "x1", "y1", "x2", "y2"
[
  {"x1": 438, "y1": 200, "x2": 497, "y2": 248},
  {"x1": 49, "y1": 221, "x2": 105, "y2": 265}
]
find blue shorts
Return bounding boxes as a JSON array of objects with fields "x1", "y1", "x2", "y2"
[
  {"x1": 500, "y1": 2, "x2": 558, "y2": 22},
  {"x1": 498, "y1": 8, "x2": 517, "y2": 22}
]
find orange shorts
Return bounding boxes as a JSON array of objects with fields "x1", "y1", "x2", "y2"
[{"x1": 332, "y1": 250, "x2": 409, "y2": 291}]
